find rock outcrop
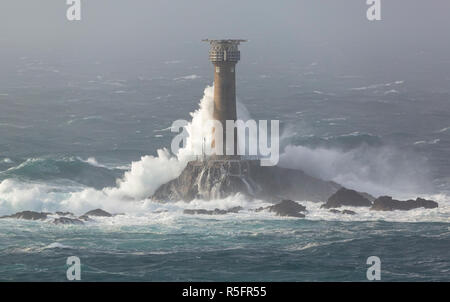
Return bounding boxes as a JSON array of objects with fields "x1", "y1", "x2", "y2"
[
  {"x1": 152, "y1": 159, "x2": 340, "y2": 203},
  {"x1": 0, "y1": 211, "x2": 50, "y2": 221},
  {"x1": 370, "y1": 196, "x2": 438, "y2": 211},
  {"x1": 329, "y1": 209, "x2": 356, "y2": 215},
  {"x1": 183, "y1": 206, "x2": 243, "y2": 215},
  {"x1": 0, "y1": 209, "x2": 116, "y2": 225},
  {"x1": 342, "y1": 210, "x2": 356, "y2": 215},
  {"x1": 78, "y1": 215, "x2": 92, "y2": 221},
  {"x1": 267, "y1": 199, "x2": 307, "y2": 218},
  {"x1": 53, "y1": 217, "x2": 84, "y2": 225},
  {"x1": 321, "y1": 188, "x2": 373, "y2": 209},
  {"x1": 81, "y1": 209, "x2": 112, "y2": 217},
  {"x1": 56, "y1": 211, "x2": 74, "y2": 216}
]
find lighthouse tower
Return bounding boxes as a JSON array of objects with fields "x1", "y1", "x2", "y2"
[{"x1": 203, "y1": 39, "x2": 246, "y2": 157}]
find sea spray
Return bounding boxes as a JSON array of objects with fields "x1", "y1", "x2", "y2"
[{"x1": 278, "y1": 144, "x2": 432, "y2": 198}]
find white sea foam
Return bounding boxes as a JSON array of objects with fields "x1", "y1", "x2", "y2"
[
  {"x1": 43, "y1": 242, "x2": 73, "y2": 249},
  {"x1": 414, "y1": 139, "x2": 440, "y2": 145},
  {"x1": 79, "y1": 157, "x2": 106, "y2": 168},
  {"x1": 164, "y1": 60, "x2": 182, "y2": 64},
  {"x1": 0, "y1": 123, "x2": 31, "y2": 129},
  {"x1": 350, "y1": 80, "x2": 404, "y2": 91},
  {"x1": 67, "y1": 115, "x2": 103, "y2": 125},
  {"x1": 322, "y1": 117, "x2": 347, "y2": 122},
  {"x1": 436, "y1": 126, "x2": 450, "y2": 133},
  {"x1": 384, "y1": 89, "x2": 399, "y2": 95},
  {"x1": 174, "y1": 74, "x2": 200, "y2": 81},
  {"x1": 284, "y1": 239, "x2": 357, "y2": 252}
]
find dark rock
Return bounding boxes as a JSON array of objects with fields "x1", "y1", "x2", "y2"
[
  {"x1": 56, "y1": 211, "x2": 73, "y2": 216},
  {"x1": 329, "y1": 209, "x2": 356, "y2": 215},
  {"x1": 53, "y1": 217, "x2": 84, "y2": 225},
  {"x1": 329, "y1": 209, "x2": 341, "y2": 214},
  {"x1": 226, "y1": 206, "x2": 243, "y2": 213},
  {"x1": 183, "y1": 206, "x2": 243, "y2": 215},
  {"x1": 342, "y1": 210, "x2": 356, "y2": 215},
  {"x1": 371, "y1": 196, "x2": 438, "y2": 211},
  {"x1": 357, "y1": 192, "x2": 376, "y2": 203},
  {"x1": 184, "y1": 209, "x2": 210, "y2": 215},
  {"x1": 267, "y1": 199, "x2": 306, "y2": 218},
  {"x1": 78, "y1": 215, "x2": 92, "y2": 221},
  {"x1": 82, "y1": 209, "x2": 112, "y2": 217},
  {"x1": 152, "y1": 159, "x2": 340, "y2": 203},
  {"x1": 0, "y1": 211, "x2": 49, "y2": 221},
  {"x1": 152, "y1": 210, "x2": 168, "y2": 214},
  {"x1": 321, "y1": 188, "x2": 372, "y2": 209}
]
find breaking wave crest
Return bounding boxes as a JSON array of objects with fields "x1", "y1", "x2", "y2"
[{"x1": 0, "y1": 156, "x2": 124, "y2": 189}]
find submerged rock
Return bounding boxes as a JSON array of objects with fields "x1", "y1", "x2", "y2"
[
  {"x1": 330, "y1": 209, "x2": 356, "y2": 215},
  {"x1": 183, "y1": 206, "x2": 243, "y2": 215},
  {"x1": 0, "y1": 211, "x2": 50, "y2": 221},
  {"x1": 371, "y1": 196, "x2": 438, "y2": 211},
  {"x1": 342, "y1": 210, "x2": 357, "y2": 215},
  {"x1": 82, "y1": 209, "x2": 112, "y2": 217},
  {"x1": 53, "y1": 217, "x2": 84, "y2": 225},
  {"x1": 329, "y1": 209, "x2": 356, "y2": 215},
  {"x1": 56, "y1": 211, "x2": 74, "y2": 216},
  {"x1": 152, "y1": 159, "x2": 340, "y2": 203},
  {"x1": 321, "y1": 188, "x2": 372, "y2": 209},
  {"x1": 267, "y1": 199, "x2": 306, "y2": 218},
  {"x1": 153, "y1": 210, "x2": 168, "y2": 214},
  {"x1": 78, "y1": 215, "x2": 93, "y2": 221}
]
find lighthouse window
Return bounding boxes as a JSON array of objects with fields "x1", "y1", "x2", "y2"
[{"x1": 216, "y1": 66, "x2": 220, "y2": 73}]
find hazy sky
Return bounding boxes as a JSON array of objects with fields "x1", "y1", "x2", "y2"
[{"x1": 1, "y1": 0, "x2": 449, "y2": 89}]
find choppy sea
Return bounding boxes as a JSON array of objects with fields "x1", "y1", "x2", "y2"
[{"x1": 0, "y1": 57, "x2": 449, "y2": 281}]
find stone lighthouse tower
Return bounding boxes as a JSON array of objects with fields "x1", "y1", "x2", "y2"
[{"x1": 203, "y1": 39, "x2": 246, "y2": 157}]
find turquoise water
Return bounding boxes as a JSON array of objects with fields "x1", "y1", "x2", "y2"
[{"x1": 1, "y1": 217, "x2": 449, "y2": 281}]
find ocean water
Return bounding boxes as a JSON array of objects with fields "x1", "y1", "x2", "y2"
[
  {"x1": 0, "y1": 57, "x2": 449, "y2": 281},
  {"x1": 1, "y1": 216, "x2": 449, "y2": 281}
]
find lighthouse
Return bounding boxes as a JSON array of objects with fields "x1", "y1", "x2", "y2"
[
  {"x1": 151, "y1": 40, "x2": 339, "y2": 203},
  {"x1": 203, "y1": 39, "x2": 247, "y2": 157}
]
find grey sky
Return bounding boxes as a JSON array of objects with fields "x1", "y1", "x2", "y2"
[{"x1": 1, "y1": 0, "x2": 449, "y2": 90}]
